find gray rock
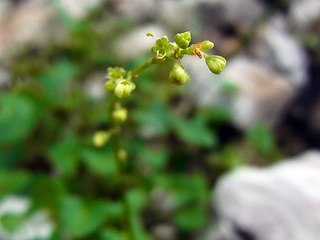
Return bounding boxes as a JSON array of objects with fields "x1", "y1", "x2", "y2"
[
  {"x1": 252, "y1": 15, "x2": 308, "y2": 87},
  {"x1": 289, "y1": 0, "x2": 320, "y2": 31},
  {"x1": 184, "y1": 55, "x2": 296, "y2": 129},
  {"x1": 0, "y1": 196, "x2": 53, "y2": 240},
  {"x1": 211, "y1": 151, "x2": 320, "y2": 240}
]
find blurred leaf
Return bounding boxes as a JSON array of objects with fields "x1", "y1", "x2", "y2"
[
  {"x1": 210, "y1": 147, "x2": 243, "y2": 170},
  {"x1": 32, "y1": 177, "x2": 65, "y2": 213},
  {"x1": 138, "y1": 147, "x2": 169, "y2": 172},
  {"x1": 59, "y1": 195, "x2": 108, "y2": 238},
  {"x1": 246, "y1": 124, "x2": 275, "y2": 154},
  {"x1": 100, "y1": 228, "x2": 128, "y2": 240},
  {"x1": 126, "y1": 189, "x2": 151, "y2": 240},
  {"x1": 174, "y1": 206, "x2": 207, "y2": 231},
  {"x1": 134, "y1": 101, "x2": 171, "y2": 136},
  {"x1": 48, "y1": 135, "x2": 80, "y2": 175},
  {"x1": 0, "y1": 144, "x2": 24, "y2": 168},
  {"x1": 103, "y1": 201, "x2": 124, "y2": 223},
  {"x1": 0, "y1": 214, "x2": 26, "y2": 233},
  {"x1": 0, "y1": 93, "x2": 39, "y2": 144},
  {"x1": 172, "y1": 115, "x2": 217, "y2": 147},
  {"x1": 81, "y1": 147, "x2": 117, "y2": 179},
  {"x1": 219, "y1": 80, "x2": 238, "y2": 94},
  {"x1": 209, "y1": 107, "x2": 232, "y2": 123},
  {"x1": 37, "y1": 60, "x2": 77, "y2": 100},
  {"x1": 0, "y1": 170, "x2": 30, "y2": 197}
]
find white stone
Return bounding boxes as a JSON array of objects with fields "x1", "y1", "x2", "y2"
[
  {"x1": 0, "y1": 196, "x2": 30, "y2": 217},
  {"x1": 212, "y1": 151, "x2": 320, "y2": 240},
  {"x1": 253, "y1": 15, "x2": 308, "y2": 87},
  {"x1": 58, "y1": 0, "x2": 103, "y2": 19},
  {"x1": 289, "y1": 0, "x2": 320, "y2": 30}
]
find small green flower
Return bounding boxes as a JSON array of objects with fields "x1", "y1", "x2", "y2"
[
  {"x1": 112, "y1": 107, "x2": 128, "y2": 123},
  {"x1": 114, "y1": 80, "x2": 136, "y2": 98},
  {"x1": 174, "y1": 32, "x2": 191, "y2": 49},
  {"x1": 107, "y1": 67, "x2": 126, "y2": 80},
  {"x1": 151, "y1": 36, "x2": 175, "y2": 59},
  {"x1": 169, "y1": 62, "x2": 190, "y2": 85},
  {"x1": 200, "y1": 40, "x2": 214, "y2": 51},
  {"x1": 117, "y1": 149, "x2": 127, "y2": 162},
  {"x1": 204, "y1": 54, "x2": 227, "y2": 74}
]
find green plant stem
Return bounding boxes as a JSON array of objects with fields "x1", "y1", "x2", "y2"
[
  {"x1": 108, "y1": 96, "x2": 133, "y2": 240},
  {"x1": 129, "y1": 57, "x2": 157, "y2": 77}
]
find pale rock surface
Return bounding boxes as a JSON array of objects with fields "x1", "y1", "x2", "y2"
[
  {"x1": 289, "y1": 0, "x2": 320, "y2": 31},
  {"x1": 252, "y1": 15, "x2": 308, "y2": 87},
  {"x1": 0, "y1": 0, "x2": 55, "y2": 59},
  {"x1": 58, "y1": 0, "x2": 104, "y2": 19},
  {"x1": 116, "y1": 24, "x2": 167, "y2": 59},
  {"x1": 184, "y1": 55, "x2": 296, "y2": 129},
  {"x1": 211, "y1": 151, "x2": 320, "y2": 240},
  {"x1": 0, "y1": 196, "x2": 53, "y2": 240}
]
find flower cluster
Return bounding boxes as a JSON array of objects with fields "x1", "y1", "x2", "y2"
[{"x1": 103, "y1": 31, "x2": 227, "y2": 99}]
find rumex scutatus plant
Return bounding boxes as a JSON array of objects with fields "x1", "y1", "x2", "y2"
[
  {"x1": 92, "y1": 31, "x2": 226, "y2": 239},
  {"x1": 94, "y1": 31, "x2": 226, "y2": 149}
]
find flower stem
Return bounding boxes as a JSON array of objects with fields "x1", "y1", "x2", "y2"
[
  {"x1": 108, "y1": 97, "x2": 133, "y2": 240},
  {"x1": 129, "y1": 57, "x2": 157, "y2": 77}
]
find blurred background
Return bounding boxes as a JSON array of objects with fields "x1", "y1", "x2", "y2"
[{"x1": 0, "y1": 0, "x2": 319, "y2": 239}]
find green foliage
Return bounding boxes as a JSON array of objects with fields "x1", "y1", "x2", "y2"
[
  {"x1": 0, "y1": 93, "x2": 39, "y2": 144},
  {"x1": 246, "y1": 124, "x2": 276, "y2": 154}
]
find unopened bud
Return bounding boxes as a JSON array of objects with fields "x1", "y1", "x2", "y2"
[
  {"x1": 204, "y1": 55, "x2": 227, "y2": 74},
  {"x1": 104, "y1": 79, "x2": 117, "y2": 92},
  {"x1": 200, "y1": 40, "x2": 214, "y2": 51},
  {"x1": 114, "y1": 80, "x2": 136, "y2": 98},
  {"x1": 174, "y1": 32, "x2": 191, "y2": 49},
  {"x1": 112, "y1": 108, "x2": 128, "y2": 123},
  {"x1": 169, "y1": 62, "x2": 190, "y2": 85},
  {"x1": 93, "y1": 131, "x2": 111, "y2": 148},
  {"x1": 117, "y1": 149, "x2": 127, "y2": 162}
]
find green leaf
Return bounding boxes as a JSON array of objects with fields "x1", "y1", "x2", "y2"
[
  {"x1": 81, "y1": 147, "x2": 117, "y2": 179},
  {"x1": 37, "y1": 59, "x2": 77, "y2": 100},
  {"x1": 59, "y1": 195, "x2": 108, "y2": 238},
  {"x1": 48, "y1": 135, "x2": 80, "y2": 175},
  {"x1": 100, "y1": 228, "x2": 128, "y2": 240},
  {"x1": 0, "y1": 170, "x2": 30, "y2": 197},
  {"x1": 174, "y1": 206, "x2": 207, "y2": 230},
  {"x1": 0, "y1": 214, "x2": 26, "y2": 233},
  {"x1": 171, "y1": 115, "x2": 217, "y2": 147},
  {"x1": 138, "y1": 147, "x2": 168, "y2": 172},
  {"x1": 0, "y1": 144, "x2": 24, "y2": 168},
  {"x1": 0, "y1": 93, "x2": 38, "y2": 144},
  {"x1": 126, "y1": 189, "x2": 151, "y2": 240},
  {"x1": 246, "y1": 124, "x2": 275, "y2": 154},
  {"x1": 32, "y1": 177, "x2": 65, "y2": 213},
  {"x1": 134, "y1": 101, "x2": 171, "y2": 136}
]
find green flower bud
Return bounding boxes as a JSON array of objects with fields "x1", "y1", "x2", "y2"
[
  {"x1": 112, "y1": 107, "x2": 128, "y2": 123},
  {"x1": 107, "y1": 67, "x2": 126, "y2": 80},
  {"x1": 174, "y1": 32, "x2": 191, "y2": 49},
  {"x1": 200, "y1": 40, "x2": 214, "y2": 51},
  {"x1": 169, "y1": 62, "x2": 190, "y2": 85},
  {"x1": 114, "y1": 80, "x2": 136, "y2": 98},
  {"x1": 104, "y1": 79, "x2": 117, "y2": 92},
  {"x1": 204, "y1": 55, "x2": 227, "y2": 74},
  {"x1": 117, "y1": 149, "x2": 127, "y2": 162},
  {"x1": 93, "y1": 131, "x2": 111, "y2": 148}
]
